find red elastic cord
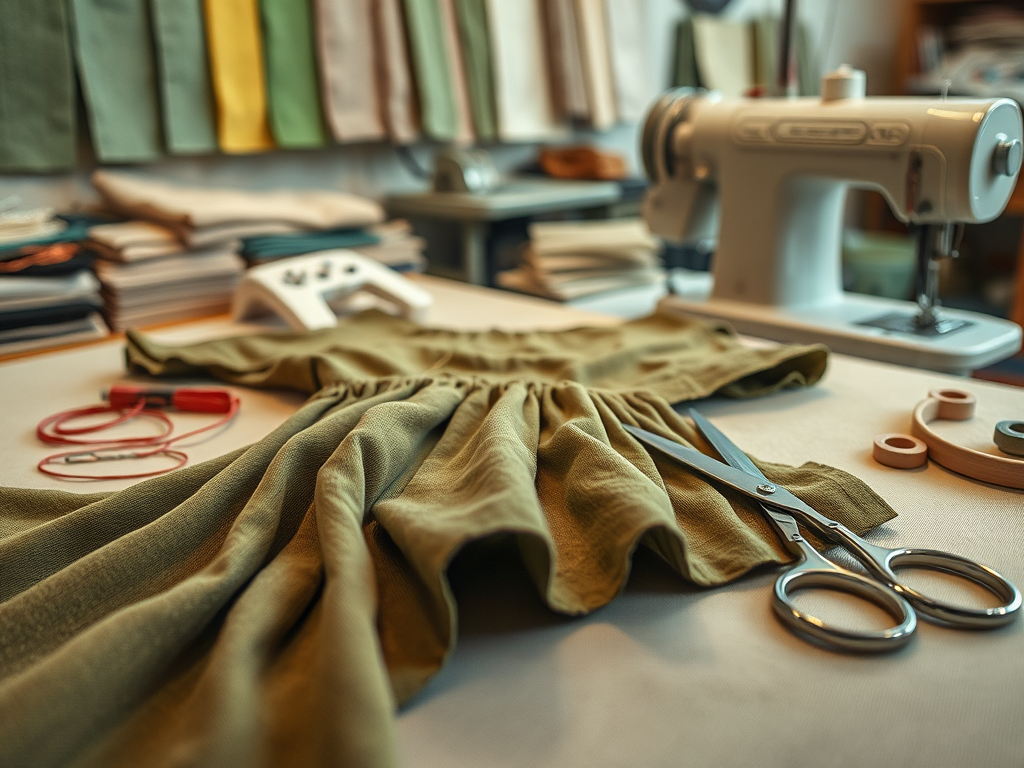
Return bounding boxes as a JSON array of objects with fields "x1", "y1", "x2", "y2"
[{"x1": 37, "y1": 393, "x2": 240, "y2": 480}]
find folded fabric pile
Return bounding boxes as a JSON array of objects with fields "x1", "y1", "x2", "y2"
[
  {"x1": 497, "y1": 218, "x2": 664, "y2": 301},
  {"x1": 87, "y1": 171, "x2": 398, "y2": 330},
  {"x1": 0, "y1": 211, "x2": 107, "y2": 355}
]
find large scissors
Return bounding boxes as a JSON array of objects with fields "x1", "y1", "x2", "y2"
[{"x1": 623, "y1": 411, "x2": 1021, "y2": 652}]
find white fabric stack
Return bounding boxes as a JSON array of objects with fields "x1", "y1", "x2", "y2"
[{"x1": 497, "y1": 218, "x2": 663, "y2": 301}]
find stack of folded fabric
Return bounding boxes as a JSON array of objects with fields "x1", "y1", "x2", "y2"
[
  {"x1": 87, "y1": 171, "x2": 391, "y2": 330},
  {"x1": 497, "y1": 218, "x2": 664, "y2": 301},
  {"x1": 239, "y1": 219, "x2": 426, "y2": 272},
  {"x1": 0, "y1": 211, "x2": 108, "y2": 355}
]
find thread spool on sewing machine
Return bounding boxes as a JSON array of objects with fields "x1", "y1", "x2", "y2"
[{"x1": 642, "y1": 66, "x2": 1024, "y2": 374}]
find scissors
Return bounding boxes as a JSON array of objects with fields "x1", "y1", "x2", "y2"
[{"x1": 623, "y1": 410, "x2": 1022, "y2": 652}]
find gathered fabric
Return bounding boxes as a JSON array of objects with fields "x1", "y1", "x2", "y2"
[{"x1": 0, "y1": 310, "x2": 895, "y2": 768}]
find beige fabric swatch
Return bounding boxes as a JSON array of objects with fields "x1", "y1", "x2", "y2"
[
  {"x1": 573, "y1": 0, "x2": 616, "y2": 131},
  {"x1": 374, "y1": 0, "x2": 420, "y2": 143},
  {"x1": 315, "y1": 0, "x2": 387, "y2": 142},
  {"x1": 545, "y1": 0, "x2": 590, "y2": 121},
  {"x1": 486, "y1": 0, "x2": 567, "y2": 142},
  {"x1": 438, "y1": 0, "x2": 475, "y2": 145},
  {"x1": 92, "y1": 170, "x2": 385, "y2": 231},
  {"x1": 692, "y1": 14, "x2": 754, "y2": 98},
  {"x1": 603, "y1": 0, "x2": 652, "y2": 123}
]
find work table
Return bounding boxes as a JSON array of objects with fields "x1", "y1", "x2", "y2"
[{"x1": 1, "y1": 276, "x2": 1021, "y2": 768}]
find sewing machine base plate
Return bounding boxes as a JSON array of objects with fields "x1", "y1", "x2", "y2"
[{"x1": 663, "y1": 270, "x2": 1022, "y2": 374}]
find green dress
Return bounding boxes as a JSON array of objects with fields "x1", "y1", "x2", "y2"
[{"x1": 0, "y1": 309, "x2": 895, "y2": 768}]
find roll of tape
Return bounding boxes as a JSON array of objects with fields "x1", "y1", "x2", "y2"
[
  {"x1": 873, "y1": 434, "x2": 928, "y2": 469},
  {"x1": 993, "y1": 421, "x2": 1024, "y2": 457}
]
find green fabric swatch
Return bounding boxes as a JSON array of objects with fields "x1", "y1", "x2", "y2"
[
  {"x1": 150, "y1": 0, "x2": 218, "y2": 155},
  {"x1": 69, "y1": 0, "x2": 163, "y2": 163},
  {"x1": 454, "y1": 0, "x2": 497, "y2": 142},
  {"x1": 241, "y1": 228, "x2": 381, "y2": 261},
  {"x1": 402, "y1": 0, "x2": 458, "y2": 141},
  {"x1": 672, "y1": 17, "x2": 700, "y2": 88},
  {"x1": 0, "y1": 1, "x2": 77, "y2": 172},
  {"x1": 259, "y1": 0, "x2": 327, "y2": 149}
]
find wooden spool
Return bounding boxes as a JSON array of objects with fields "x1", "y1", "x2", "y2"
[{"x1": 910, "y1": 389, "x2": 1024, "y2": 490}]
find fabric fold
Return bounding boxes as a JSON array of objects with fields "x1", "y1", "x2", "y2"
[
  {"x1": 259, "y1": 0, "x2": 328, "y2": 148},
  {"x1": 204, "y1": 0, "x2": 275, "y2": 153},
  {"x1": 0, "y1": 1, "x2": 77, "y2": 172},
  {"x1": 150, "y1": 0, "x2": 219, "y2": 155},
  {"x1": 70, "y1": 0, "x2": 163, "y2": 162},
  {"x1": 402, "y1": 0, "x2": 459, "y2": 141}
]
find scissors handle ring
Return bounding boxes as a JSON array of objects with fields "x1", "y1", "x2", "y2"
[
  {"x1": 881, "y1": 548, "x2": 1022, "y2": 628},
  {"x1": 773, "y1": 565, "x2": 917, "y2": 653}
]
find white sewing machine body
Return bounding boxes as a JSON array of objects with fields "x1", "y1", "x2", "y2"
[{"x1": 643, "y1": 69, "x2": 1024, "y2": 373}]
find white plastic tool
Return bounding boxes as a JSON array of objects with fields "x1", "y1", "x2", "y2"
[
  {"x1": 641, "y1": 66, "x2": 1024, "y2": 373},
  {"x1": 232, "y1": 250, "x2": 432, "y2": 331}
]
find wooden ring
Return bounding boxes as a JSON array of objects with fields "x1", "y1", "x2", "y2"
[
  {"x1": 911, "y1": 391, "x2": 1024, "y2": 489},
  {"x1": 994, "y1": 421, "x2": 1024, "y2": 457},
  {"x1": 873, "y1": 434, "x2": 928, "y2": 469},
  {"x1": 926, "y1": 388, "x2": 976, "y2": 421}
]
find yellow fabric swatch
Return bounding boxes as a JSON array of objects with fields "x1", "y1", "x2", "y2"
[{"x1": 203, "y1": 0, "x2": 275, "y2": 153}]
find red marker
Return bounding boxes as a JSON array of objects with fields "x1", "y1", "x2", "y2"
[{"x1": 104, "y1": 385, "x2": 236, "y2": 414}]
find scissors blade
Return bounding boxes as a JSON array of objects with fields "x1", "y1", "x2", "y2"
[
  {"x1": 622, "y1": 423, "x2": 811, "y2": 518},
  {"x1": 687, "y1": 408, "x2": 768, "y2": 482}
]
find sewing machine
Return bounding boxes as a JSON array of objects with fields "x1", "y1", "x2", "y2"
[{"x1": 642, "y1": 66, "x2": 1024, "y2": 373}]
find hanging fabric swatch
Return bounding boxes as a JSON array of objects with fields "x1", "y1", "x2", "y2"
[
  {"x1": 315, "y1": 0, "x2": 387, "y2": 143},
  {"x1": 485, "y1": 0, "x2": 567, "y2": 142},
  {"x1": 543, "y1": 0, "x2": 590, "y2": 122},
  {"x1": 204, "y1": 0, "x2": 275, "y2": 153},
  {"x1": 374, "y1": 0, "x2": 420, "y2": 144},
  {"x1": 259, "y1": 0, "x2": 328, "y2": 148},
  {"x1": 437, "y1": 0, "x2": 475, "y2": 144},
  {"x1": 692, "y1": 14, "x2": 754, "y2": 98},
  {"x1": 603, "y1": 0, "x2": 652, "y2": 123},
  {"x1": 150, "y1": 0, "x2": 218, "y2": 155},
  {"x1": 69, "y1": 0, "x2": 163, "y2": 163},
  {"x1": 402, "y1": 0, "x2": 459, "y2": 142},
  {"x1": 454, "y1": 0, "x2": 497, "y2": 142},
  {"x1": 0, "y1": 1, "x2": 77, "y2": 172},
  {"x1": 672, "y1": 16, "x2": 700, "y2": 88},
  {"x1": 572, "y1": 0, "x2": 616, "y2": 131}
]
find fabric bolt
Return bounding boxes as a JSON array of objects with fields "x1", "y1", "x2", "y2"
[
  {"x1": 315, "y1": 0, "x2": 388, "y2": 143},
  {"x1": 486, "y1": 0, "x2": 567, "y2": 142},
  {"x1": 91, "y1": 170, "x2": 385, "y2": 231},
  {"x1": 204, "y1": 0, "x2": 275, "y2": 153},
  {"x1": 150, "y1": 0, "x2": 218, "y2": 155},
  {"x1": 260, "y1": 0, "x2": 329, "y2": 148},
  {"x1": 437, "y1": 0, "x2": 475, "y2": 145},
  {"x1": 602, "y1": 0, "x2": 651, "y2": 123},
  {"x1": 544, "y1": 0, "x2": 590, "y2": 121},
  {"x1": 0, "y1": 308, "x2": 901, "y2": 768},
  {"x1": 573, "y1": 0, "x2": 616, "y2": 131},
  {"x1": 403, "y1": 0, "x2": 459, "y2": 141},
  {"x1": 374, "y1": 0, "x2": 420, "y2": 144},
  {"x1": 0, "y1": 1, "x2": 77, "y2": 172},
  {"x1": 454, "y1": 0, "x2": 497, "y2": 142},
  {"x1": 69, "y1": 0, "x2": 163, "y2": 163}
]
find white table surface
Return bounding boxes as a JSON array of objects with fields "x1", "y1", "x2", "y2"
[{"x1": 2, "y1": 276, "x2": 1023, "y2": 768}]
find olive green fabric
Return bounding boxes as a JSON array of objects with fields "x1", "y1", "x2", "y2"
[
  {"x1": 0, "y1": 0, "x2": 77, "y2": 172},
  {"x1": 402, "y1": 0, "x2": 459, "y2": 141},
  {"x1": 69, "y1": 0, "x2": 163, "y2": 163},
  {"x1": 454, "y1": 0, "x2": 497, "y2": 142},
  {"x1": 150, "y1": 0, "x2": 218, "y2": 155},
  {"x1": 0, "y1": 310, "x2": 898, "y2": 768},
  {"x1": 259, "y1": 0, "x2": 328, "y2": 148}
]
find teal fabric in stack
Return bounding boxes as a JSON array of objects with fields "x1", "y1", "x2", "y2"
[
  {"x1": 69, "y1": 0, "x2": 163, "y2": 162},
  {"x1": 0, "y1": 1, "x2": 77, "y2": 172},
  {"x1": 150, "y1": 0, "x2": 218, "y2": 155},
  {"x1": 259, "y1": 0, "x2": 328, "y2": 148},
  {"x1": 241, "y1": 229, "x2": 381, "y2": 262}
]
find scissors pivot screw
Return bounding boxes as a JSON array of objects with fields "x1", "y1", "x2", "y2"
[{"x1": 756, "y1": 483, "x2": 777, "y2": 495}]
